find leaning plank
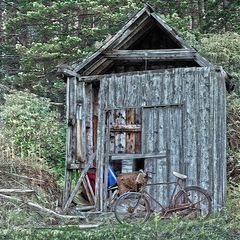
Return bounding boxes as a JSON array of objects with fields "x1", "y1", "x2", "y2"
[
  {"x1": 0, "y1": 189, "x2": 35, "y2": 195},
  {"x1": 64, "y1": 153, "x2": 96, "y2": 211},
  {"x1": 82, "y1": 178, "x2": 94, "y2": 205},
  {"x1": 0, "y1": 193, "x2": 85, "y2": 220},
  {"x1": 85, "y1": 174, "x2": 95, "y2": 204}
]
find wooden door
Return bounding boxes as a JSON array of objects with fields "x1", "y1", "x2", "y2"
[{"x1": 142, "y1": 106, "x2": 183, "y2": 207}]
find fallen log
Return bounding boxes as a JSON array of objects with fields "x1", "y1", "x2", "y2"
[
  {"x1": 0, "y1": 193, "x2": 85, "y2": 220},
  {"x1": 0, "y1": 189, "x2": 35, "y2": 196}
]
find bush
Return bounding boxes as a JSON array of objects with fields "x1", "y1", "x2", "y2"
[
  {"x1": 199, "y1": 32, "x2": 240, "y2": 92},
  {"x1": 0, "y1": 91, "x2": 65, "y2": 166}
]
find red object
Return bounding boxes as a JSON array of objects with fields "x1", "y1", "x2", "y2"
[{"x1": 87, "y1": 171, "x2": 96, "y2": 193}]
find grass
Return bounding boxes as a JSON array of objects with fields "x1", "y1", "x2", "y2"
[
  {"x1": 0, "y1": 187, "x2": 239, "y2": 240},
  {"x1": 0, "y1": 214, "x2": 239, "y2": 240},
  {"x1": 0, "y1": 201, "x2": 240, "y2": 240},
  {"x1": 0, "y1": 182, "x2": 239, "y2": 240}
]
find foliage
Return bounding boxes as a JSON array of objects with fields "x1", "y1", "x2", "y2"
[
  {"x1": 200, "y1": 32, "x2": 240, "y2": 75},
  {"x1": 226, "y1": 94, "x2": 240, "y2": 184},
  {"x1": 0, "y1": 91, "x2": 65, "y2": 166},
  {"x1": 1, "y1": 0, "x2": 134, "y2": 100},
  {"x1": 1, "y1": 0, "x2": 239, "y2": 102},
  {"x1": 204, "y1": 0, "x2": 240, "y2": 33}
]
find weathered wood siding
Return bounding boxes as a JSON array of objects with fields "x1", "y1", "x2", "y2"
[
  {"x1": 63, "y1": 77, "x2": 86, "y2": 205},
  {"x1": 96, "y1": 67, "x2": 226, "y2": 211}
]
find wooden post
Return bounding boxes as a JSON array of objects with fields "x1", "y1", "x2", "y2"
[
  {"x1": 103, "y1": 111, "x2": 111, "y2": 211},
  {"x1": 63, "y1": 77, "x2": 74, "y2": 206},
  {"x1": 63, "y1": 78, "x2": 88, "y2": 208}
]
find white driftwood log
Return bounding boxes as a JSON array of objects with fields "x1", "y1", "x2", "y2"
[
  {"x1": 0, "y1": 193, "x2": 85, "y2": 220},
  {"x1": 0, "y1": 189, "x2": 35, "y2": 195}
]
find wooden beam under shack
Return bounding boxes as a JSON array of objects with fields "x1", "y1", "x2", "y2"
[
  {"x1": 110, "y1": 124, "x2": 141, "y2": 132},
  {"x1": 110, "y1": 152, "x2": 166, "y2": 161},
  {"x1": 105, "y1": 49, "x2": 196, "y2": 61}
]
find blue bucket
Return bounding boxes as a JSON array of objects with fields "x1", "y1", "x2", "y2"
[{"x1": 108, "y1": 166, "x2": 117, "y2": 187}]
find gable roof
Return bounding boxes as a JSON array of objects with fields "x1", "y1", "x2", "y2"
[
  {"x1": 73, "y1": 4, "x2": 214, "y2": 77},
  {"x1": 55, "y1": 5, "x2": 235, "y2": 93},
  {"x1": 59, "y1": 4, "x2": 213, "y2": 77}
]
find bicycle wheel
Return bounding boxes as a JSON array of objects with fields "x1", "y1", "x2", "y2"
[
  {"x1": 173, "y1": 186, "x2": 212, "y2": 219},
  {"x1": 114, "y1": 192, "x2": 151, "y2": 224}
]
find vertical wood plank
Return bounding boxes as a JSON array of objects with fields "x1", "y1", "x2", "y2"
[
  {"x1": 63, "y1": 77, "x2": 73, "y2": 205},
  {"x1": 95, "y1": 79, "x2": 107, "y2": 211},
  {"x1": 85, "y1": 84, "x2": 94, "y2": 161},
  {"x1": 183, "y1": 70, "x2": 197, "y2": 186},
  {"x1": 76, "y1": 81, "x2": 86, "y2": 164},
  {"x1": 220, "y1": 69, "x2": 227, "y2": 207},
  {"x1": 103, "y1": 110, "x2": 111, "y2": 210},
  {"x1": 157, "y1": 108, "x2": 167, "y2": 207},
  {"x1": 198, "y1": 69, "x2": 210, "y2": 190}
]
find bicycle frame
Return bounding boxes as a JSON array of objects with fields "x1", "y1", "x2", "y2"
[{"x1": 140, "y1": 178, "x2": 187, "y2": 214}]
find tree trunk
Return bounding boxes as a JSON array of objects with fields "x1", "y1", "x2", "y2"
[
  {"x1": 198, "y1": 0, "x2": 205, "y2": 31},
  {"x1": 223, "y1": 0, "x2": 230, "y2": 31},
  {"x1": 223, "y1": 0, "x2": 230, "y2": 11},
  {"x1": 0, "y1": 1, "x2": 4, "y2": 44},
  {"x1": 190, "y1": 0, "x2": 199, "y2": 30}
]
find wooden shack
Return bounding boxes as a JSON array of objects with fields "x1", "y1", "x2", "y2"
[{"x1": 59, "y1": 5, "x2": 229, "y2": 212}]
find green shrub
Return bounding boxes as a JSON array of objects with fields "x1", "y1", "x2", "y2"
[
  {"x1": 199, "y1": 32, "x2": 240, "y2": 92},
  {"x1": 0, "y1": 91, "x2": 65, "y2": 166},
  {"x1": 200, "y1": 32, "x2": 240, "y2": 71}
]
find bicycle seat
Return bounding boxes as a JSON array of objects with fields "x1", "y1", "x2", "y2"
[{"x1": 173, "y1": 171, "x2": 187, "y2": 180}]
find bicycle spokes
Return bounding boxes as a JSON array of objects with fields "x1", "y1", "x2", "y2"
[
  {"x1": 114, "y1": 192, "x2": 151, "y2": 224},
  {"x1": 173, "y1": 187, "x2": 212, "y2": 218}
]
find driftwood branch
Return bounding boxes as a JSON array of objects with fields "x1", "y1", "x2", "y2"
[
  {"x1": 0, "y1": 193, "x2": 85, "y2": 220},
  {"x1": 0, "y1": 189, "x2": 35, "y2": 196}
]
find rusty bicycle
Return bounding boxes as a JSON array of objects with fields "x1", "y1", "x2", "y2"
[{"x1": 114, "y1": 171, "x2": 212, "y2": 224}]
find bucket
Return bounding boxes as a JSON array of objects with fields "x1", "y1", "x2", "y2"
[{"x1": 108, "y1": 166, "x2": 117, "y2": 187}]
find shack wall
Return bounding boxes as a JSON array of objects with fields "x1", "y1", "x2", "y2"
[{"x1": 96, "y1": 67, "x2": 226, "y2": 211}]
